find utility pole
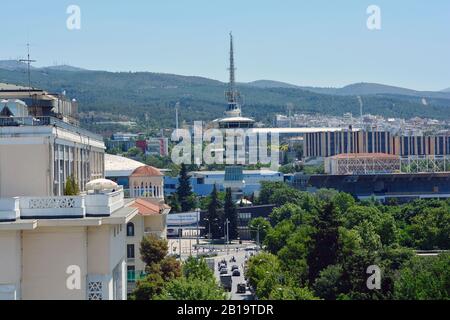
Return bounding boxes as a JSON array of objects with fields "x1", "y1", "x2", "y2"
[
  {"x1": 224, "y1": 218, "x2": 230, "y2": 255},
  {"x1": 256, "y1": 225, "x2": 260, "y2": 248},
  {"x1": 196, "y1": 208, "x2": 200, "y2": 246},
  {"x1": 178, "y1": 215, "x2": 182, "y2": 261}
]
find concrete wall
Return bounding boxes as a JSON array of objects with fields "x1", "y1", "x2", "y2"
[
  {"x1": 0, "y1": 142, "x2": 51, "y2": 198},
  {"x1": 0, "y1": 231, "x2": 21, "y2": 300},
  {"x1": 127, "y1": 215, "x2": 145, "y2": 271},
  {"x1": 21, "y1": 226, "x2": 88, "y2": 300}
]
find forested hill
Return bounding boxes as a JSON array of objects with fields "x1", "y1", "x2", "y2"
[{"x1": 1, "y1": 66, "x2": 449, "y2": 131}]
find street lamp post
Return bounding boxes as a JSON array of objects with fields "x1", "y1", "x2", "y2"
[
  {"x1": 224, "y1": 218, "x2": 230, "y2": 255},
  {"x1": 250, "y1": 224, "x2": 267, "y2": 250},
  {"x1": 196, "y1": 208, "x2": 200, "y2": 246},
  {"x1": 178, "y1": 215, "x2": 182, "y2": 261}
]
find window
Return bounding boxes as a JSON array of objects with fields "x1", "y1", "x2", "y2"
[
  {"x1": 127, "y1": 222, "x2": 135, "y2": 237},
  {"x1": 127, "y1": 265, "x2": 136, "y2": 282},
  {"x1": 127, "y1": 244, "x2": 135, "y2": 259}
]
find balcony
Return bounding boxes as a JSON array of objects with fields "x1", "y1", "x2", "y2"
[
  {"x1": 19, "y1": 196, "x2": 85, "y2": 219},
  {"x1": 0, "y1": 188, "x2": 125, "y2": 221},
  {"x1": 85, "y1": 188, "x2": 124, "y2": 217}
]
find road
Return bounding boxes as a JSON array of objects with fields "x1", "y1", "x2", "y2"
[
  {"x1": 213, "y1": 247, "x2": 255, "y2": 300},
  {"x1": 167, "y1": 237, "x2": 257, "y2": 300}
]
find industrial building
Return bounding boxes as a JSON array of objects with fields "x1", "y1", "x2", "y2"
[
  {"x1": 291, "y1": 172, "x2": 450, "y2": 203},
  {"x1": 324, "y1": 153, "x2": 401, "y2": 175},
  {"x1": 303, "y1": 130, "x2": 450, "y2": 158}
]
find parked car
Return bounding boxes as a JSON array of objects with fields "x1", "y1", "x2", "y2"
[
  {"x1": 231, "y1": 265, "x2": 239, "y2": 271},
  {"x1": 220, "y1": 268, "x2": 229, "y2": 275},
  {"x1": 237, "y1": 283, "x2": 246, "y2": 294},
  {"x1": 232, "y1": 269, "x2": 241, "y2": 277},
  {"x1": 220, "y1": 275, "x2": 232, "y2": 292}
]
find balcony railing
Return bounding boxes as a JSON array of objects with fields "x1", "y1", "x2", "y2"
[
  {"x1": 0, "y1": 116, "x2": 103, "y2": 141},
  {"x1": 0, "y1": 188, "x2": 125, "y2": 221}
]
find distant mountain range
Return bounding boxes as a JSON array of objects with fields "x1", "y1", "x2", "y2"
[
  {"x1": 0, "y1": 60, "x2": 449, "y2": 132},
  {"x1": 246, "y1": 79, "x2": 450, "y2": 100},
  {"x1": 0, "y1": 60, "x2": 87, "y2": 72}
]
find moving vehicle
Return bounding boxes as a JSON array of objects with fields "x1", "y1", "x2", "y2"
[
  {"x1": 232, "y1": 269, "x2": 241, "y2": 277},
  {"x1": 220, "y1": 275, "x2": 232, "y2": 292},
  {"x1": 220, "y1": 267, "x2": 229, "y2": 275},
  {"x1": 237, "y1": 283, "x2": 246, "y2": 294},
  {"x1": 231, "y1": 265, "x2": 239, "y2": 271}
]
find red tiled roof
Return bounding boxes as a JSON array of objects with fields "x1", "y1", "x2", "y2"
[
  {"x1": 130, "y1": 165, "x2": 163, "y2": 177},
  {"x1": 130, "y1": 198, "x2": 170, "y2": 216}
]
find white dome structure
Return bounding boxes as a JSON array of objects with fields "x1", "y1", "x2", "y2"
[{"x1": 86, "y1": 179, "x2": 118, "y2": 192}]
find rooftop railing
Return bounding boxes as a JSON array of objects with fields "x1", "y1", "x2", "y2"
[
  {"x1": 0, "y1": 187, "x2": 124, "y2": 221},
  {"x1": 0, "y1": 116, "x2": 103, "y2": 141}
]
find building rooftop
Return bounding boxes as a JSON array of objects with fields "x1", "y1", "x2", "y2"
[
  {"x1": 249, "y1": 127, "x2": 360, "y2": 134},
  {"x1": 330, "y1": 153, "x2": 399, "y2": 159},
  {"x1": 131, "y1": 165, "x2": 163, "y2": 177},
  {"x1": 104, "y1": 154, "x2": 146, "y2": 177},
  {"x1": 0, "y1": 83, "x2": 37, "y2": 92},
  {"x1": 130, "y1": 198, "x2": 170, "y2": 216},
  {"x1": 190, "y1": 169, "x2": 280, "y2": 176}
]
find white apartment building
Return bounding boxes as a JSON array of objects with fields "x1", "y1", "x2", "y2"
[
  {"x1": 0, "y1": 186, "x2": 138, "y2": 300},
  {"x1": 0, "y1": 84, "x2": 139, "y2": 300},
  {"x1": 0, "y1": 119, "x2": 105, "y2": 197},
  {"x1": 0, "y1": 83, "x2": 104, "y2": 198}
]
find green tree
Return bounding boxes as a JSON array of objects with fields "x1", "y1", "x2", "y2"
[
  {"x1": 307, "y1": 201, "x2": 340, "y2": 282},
  {"x1": 394, "y1": 253, "x2": 450, "y2": 300},
  {"x1": 146, "y1": 254, "x2": 181, "y2": 282},
  {"x1": 264, "y1": 219, "x2": 296, "y2": 254},
  {"x1": 257, "y1": 181, "x2": 288, "y2": 205},
  {"x1": 64, "y1": 175, "x2": 79, "y2": 196},
  {"x1": 183, "y1": 256, "x2": 214, "y2": 281},
  {"x1": 132, "y1": 272, "x2": 165, "y2": 300},
  {"x1": 140, "y1": 235, "x2": 168, "y2": 267},
  {"x1": 223, "y1": 188, "x2": 238, "y2": 241},
  {"x1": 245, "y1": 252, "x2": 283, "y2": 298},
  {"x1": 176, "y1": 163, "x2": 196, "y2": 212},
  {"x1": 313, "y1": 264, "x2": 343, "y2": 300},
  {"x1": 409, "y1": 206, "x2": 450, "y2": 250},
  {"x1": 269, "y1": 286, "x2": 319, "y2": 300},
  {"x1": 248, "y1": 217, "x2": 271, "y2": 244},
  {"x1": 154, "y1": 277, "x2": 226, "y2": 300},
  {"x1": 207, "y1": 184, "x2": 222, "y2": 239},
  {"x1": 277, "y1": 225, "x2": 315, "y2": 286}
]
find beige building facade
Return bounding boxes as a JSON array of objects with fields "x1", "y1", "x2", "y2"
[{"x1": 0, "y1": 189, "x2": 138, "y2": 300}]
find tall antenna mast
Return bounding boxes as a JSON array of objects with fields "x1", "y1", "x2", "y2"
[
  {"x1": 225, "y1": 32, "x2": 241, "y2": 115},
  {"x1": 19, "y1": 43, "x2": 36, "y2": 96},
  {"x1": 228, "y1": 32, "x2": 236, "y2": 94}
]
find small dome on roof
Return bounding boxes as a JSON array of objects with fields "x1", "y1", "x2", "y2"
[
  {"x1": 86, "y1": 179, "x2": 118, "y2": 191},
  {"x1": 131, "y1": 165, "x2": 162, "y2": 177}
]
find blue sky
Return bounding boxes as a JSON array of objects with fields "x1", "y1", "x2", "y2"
[{"x1": 2, "y1": 0, "x2": 449, "y2": 90}]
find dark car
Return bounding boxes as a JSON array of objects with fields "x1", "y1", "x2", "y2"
[
  {"x1": 232, "y1": 269, "x2": 240, "y2": 277},
  {"x1": 220, "y1": 268, "x2": 229, "y2": 275},
  {"x1": 237, "y1": 283, "x2": 246, "y2": 294},
  {"x1": 231, "y1": 265, "x2": 239, "y2": 271}
]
